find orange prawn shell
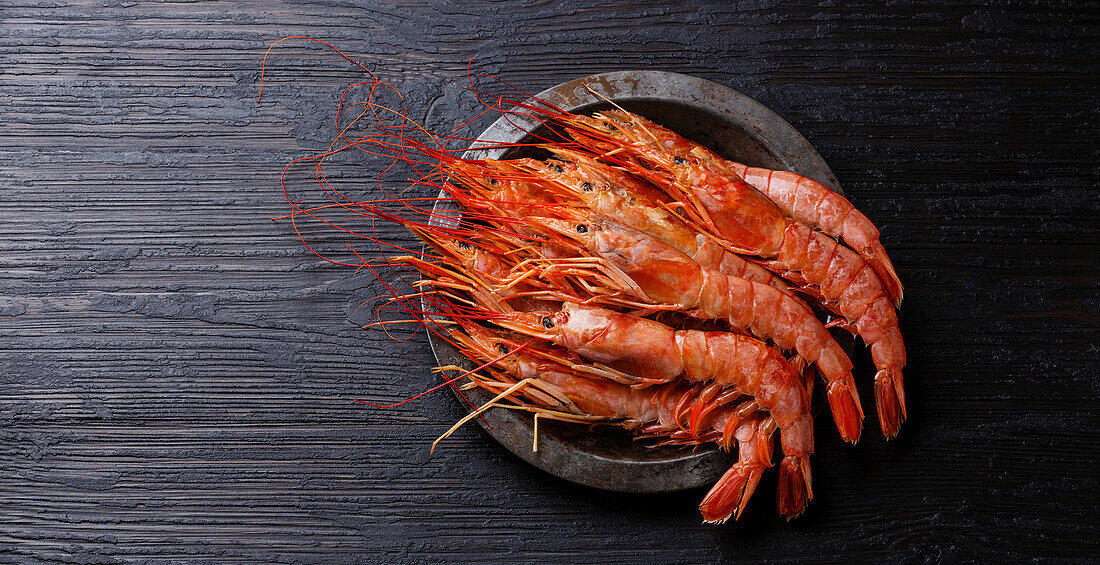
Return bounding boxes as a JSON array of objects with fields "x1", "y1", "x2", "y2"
[{"x1": 555, "y1": 303, "x2": 684, "y2": 381}]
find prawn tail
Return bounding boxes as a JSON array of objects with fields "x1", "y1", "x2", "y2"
[
  {"x1": 874, "y1": 367, "x2": 906, "y2": 439},
  {"x1": 863, "y1": 241, "x2": 903, "y2": 308},
  {"x1": 698, "y1": 462, "x2": 765, "y2": 524},
  {"x1": 826, "y1": 378, "x2": 863, "y2": 444},
  {"x1": 776, "y1": 455, "x2": 813, "y2": 520}
]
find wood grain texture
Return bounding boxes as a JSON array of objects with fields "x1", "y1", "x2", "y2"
[{"x1": 1, "y1": 1, "x2": 1098, "y2": 563}]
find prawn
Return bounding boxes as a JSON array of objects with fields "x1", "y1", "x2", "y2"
[
  {"x1": 598, "y1": 109, "x2": 903, "y2": 306},
  {"x1": 446, "y1": 318, "x2": 794, "y2": 521},
  {"x1": 486, "y1": 301, "x2": 813, "y2": 512}
]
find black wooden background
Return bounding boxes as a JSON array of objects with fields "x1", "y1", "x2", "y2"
[{"x1": 2, "y1": 2, "x2": 1097, "y2": 563}]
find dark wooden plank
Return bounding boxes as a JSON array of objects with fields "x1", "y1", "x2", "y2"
[{"x1": 1, "y1": 1, "x2": 1097, "y2": 563}]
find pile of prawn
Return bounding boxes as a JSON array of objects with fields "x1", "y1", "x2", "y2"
[{"x1": 266, "y1": 43, "x2": 906, "y2": 524}]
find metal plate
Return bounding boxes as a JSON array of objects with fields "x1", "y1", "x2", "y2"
[{"x1": 427, "y1": 71, "x2": 843, "y2": 493}]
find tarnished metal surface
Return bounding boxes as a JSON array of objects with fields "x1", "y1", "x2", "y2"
[{"x1": 428, "y1": 70, "x2": 843, "y2": 493}]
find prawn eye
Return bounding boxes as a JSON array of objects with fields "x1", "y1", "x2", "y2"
[
  {"x1": 581, "y1": 182, "x2": 592, "y2": 192},
  {"x1": 575, "y1": 224, "x2": 588, "y2": 233},
  {"x1": 554, "y1": 165, "x2": 563, "y2": 174},
  {"x1": 496, "y1": 344, "x2": 509, "y2": 354},
  {"x1": 607, "y1": 123, "x2": 618, "y2": 131},
  {"x1": 488, "y1": 178, "x2": 497, "y2": 185},
  {"x1": 541, "y1": 316, "x2": 554, "y2": 328},
  {"x1": 673, "y1": 156, "x2": 685, "y2": 165},
  {"x1": 457, "y1": 241, "x2": 470, "y2": 250}
]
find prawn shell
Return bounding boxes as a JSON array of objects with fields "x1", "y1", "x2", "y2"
[{"x1": 557, "y1": 302, "x2": 684, "y2": 381}]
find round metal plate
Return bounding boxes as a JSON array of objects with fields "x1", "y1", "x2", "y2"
[{"x1": 427, "y1": 71, "x2": 843, "y2": 493}]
